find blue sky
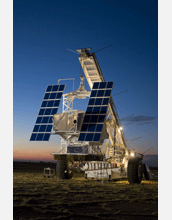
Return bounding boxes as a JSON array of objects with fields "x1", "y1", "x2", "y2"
[{"x1": 13, "y1": 0, "x2": 158, "y2": 160}]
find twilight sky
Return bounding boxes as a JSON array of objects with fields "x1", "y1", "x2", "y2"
[{"x1": 13, "y1": 0, "x2": 158, "y2": 161}]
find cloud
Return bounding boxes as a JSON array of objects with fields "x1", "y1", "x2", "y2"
[{"x1": 122, "y1": 115, "x2": 156, "y2": 123}]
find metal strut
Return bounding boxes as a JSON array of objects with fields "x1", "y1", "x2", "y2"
[{"x1": 78, "y1": 49, "x2": 127, "y2": 157}]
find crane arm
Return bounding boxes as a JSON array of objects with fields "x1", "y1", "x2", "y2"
[{"x1": 78, "y1": 49, "x2": 127, "y2": 149}]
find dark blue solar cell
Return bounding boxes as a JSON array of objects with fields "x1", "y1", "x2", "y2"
[
  {"x1": 93, "y1": 133, "x2": 101, "y2": 142},
  {"x1": 39, "y1": 125, "x2": 46, "y2": 132},
  {"x1": 99, "y1": 82, "x2": 107, "y2": 89},
  {"x1": 46, "y1": 125, "x2": 52, "y2": 132},
  {"x1": 47, "y1": 100, "x2": 54, "y2": 107},
  {"x1": 48, "y1": 116, "x2": 53, "y2": 123},
  {"x1": 30, "y1": 84, "x2": 65, "y2": 142},
  {"x1": 83, "y1": 115, "x2": 91, "y2": 123},
  {"x1": 42, "y1": 117, "x2": 49, "y2": 123},
  {"x1": 85, "y1": 133, "x2": 94, "y2": 141},
  {"x1": 51, "y1": 108, "x2": 58, "y2": 115},
  {"x1": 78, "y1": 133, "x2": 86, "y2": 141},
  {"x1": 44, "y1": 108, "x2": 52, "y2": 115},
  {"x1": 107, "y1": 82, "x2": 114, "y2": 88},
  {"x1": 90, "y1": 115, "x2": 98, "y2": 123},
  {"x1": 86, "y1": 107, "x2": 93, "y2": 114},
  {"x1": 98, "y1": 115, "x2": 106, "y2": 123},
  {"x1": 56, "y1": 92, "x2": 62, "y2": 99},
  {"x1": 46, "y1": 86, "x2": 52, "y2": 92},
  {"x1": 36, "y1": 117, "x2": 43, "y2": 124},
  {"x1": 102, "y1": 98, "x2": 110, "y2": 105},
  {"x1": 38, "y1": 108, "x2": 45, "y2": 115},
  {"x1": 30, "y1": 133, "x2": 37, "y2": 141},
  {"x1": 88, "y1": 124, "x2": 96, "y2": 132},
  {"x1": 52, "y1": 85, "x2": 59, "y2": 91},
  {"x1": 41, "y1": 101, "x2": 48, "y2": 107},
  {"x1": 36, "y1": 133, "x2": 44, "y2": 141},
  {"x1": 54, "y1": 100, "x2": 60, "y2": 107},
  {"x1": 88, "y1": 98, "x2": 95, "y2": 106},
  {"x1": 33, "y1": 125, "x2": 40, "y2": 132},
  {"x1": 96, "y1": 124, "x2": 104, "y2": 132},
  {"x1": 104, "y1": 90, "x2": 112, "y2": 97},
  {"x1": 92, "y1": 82, "x2": 99, "y2": 89},
  {"x1": 81, "y1": 123, "x2": 89, "y2": 131},
  {"x1": 90, "y1": 90, "x2": 97, "y2": 97},
  {"x1": 59, "y1": 85, "x2": 65, "y2": 91},
  {"x1": 44, "y1": 93, "x2": 50, "y2": 99},
  {"x1": 43, "y1": 133, "x2": 51, "y2": 141},
  {"x1": 49, "y1": 93, "x2": 56, "y2": 99},
  {"x1": 97, "y1": 90, "x2": 105, "y2": 97},
  {"x1": 92, "y1": 107, "x2": 100, "y2": 114},
  {"x1": 95, "y1": 98, "x2": 102, "y2": 105},
  {"x1": 100, "y1": 106, "x2": 107, "y2": 114}
]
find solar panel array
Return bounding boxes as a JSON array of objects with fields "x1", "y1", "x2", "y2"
[
  {"x1": 78, "y1": 81, "x2": 114, "y2": 142},
  {"x1": 30, "y1": 84, "x2": 65, "y2": 141}
]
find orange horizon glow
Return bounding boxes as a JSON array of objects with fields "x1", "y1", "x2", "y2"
[
  {"x1": 13, "y1": 145, "x2": 57, "y2": 161},
  {"x1": 13, "y1": 148, "x2": 158, "y2": 162},
  {"x1": 13, "y1": 138, "x2": 158, "y2": 162},
  {"x1": 13, "y1": 150, "x2": 55, "y2": 161}
]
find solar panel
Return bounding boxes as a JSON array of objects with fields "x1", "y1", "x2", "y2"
[
  {"x1": 78, "y1": 81, "x2": 113, "y2": 142},
  {"x1": 30, "y1": 84, "x2": 65, "y2": 141}
]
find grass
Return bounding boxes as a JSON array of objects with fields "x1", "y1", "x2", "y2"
[{"x1": 13, "y1": 171, "x2": 158, "y2": 220}]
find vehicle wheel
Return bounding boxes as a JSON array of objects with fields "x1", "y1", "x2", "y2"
[
  {"x1": 142, "y1": 164, "x2": 149, "y2": 180},
  {"x1": 127, "y1": 157, "x2": 143, "y2": 184},
  {"x1": 56, "y1": 159, "x2": 74, "y2": 179}
]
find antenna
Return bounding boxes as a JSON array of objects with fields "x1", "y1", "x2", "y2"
[
  {"x1": 120, "y1": 114, "x2": 135, "y2": 121},
  {"x1": 137, "y1": 122, "x2": 154, "y2": 126},
  {"x1": 67, "y1": 49, "x2": 80, "y2": 54},
  {"x1": 112, "y1": 90, "x2": 128, "y2": 97},
  {"x1": 136, "y1": 147, "x2": 154, "y2": 157},
  {"x1": 126, "y1": 137, "x2": 142, "y2": 142},
  {"x1": 75, "y1": 45, "x2": 112, "y2": 55},
  {"x1": 142, "y1": 147, "x2": 153, "y2": 155},
  {"x1": 94, "y1": 45, "x2": 112, "y2": 53}
]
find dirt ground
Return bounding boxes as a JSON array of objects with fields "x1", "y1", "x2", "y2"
[{"x1": 13, "y1": 170, "x2": 158, "y2": 220}]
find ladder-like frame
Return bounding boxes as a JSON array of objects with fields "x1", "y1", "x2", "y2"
[{"x1": 78, "y1": 49, "x2": 127, "y2": 158}]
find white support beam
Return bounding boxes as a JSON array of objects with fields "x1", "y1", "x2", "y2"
[{"x1": 78, "y1": 50, "x2": 127, "y2": 150}]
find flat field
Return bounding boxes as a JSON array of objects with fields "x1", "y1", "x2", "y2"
[{"x1": 13, "y1": 169, "x2": 158, "y2": 220}]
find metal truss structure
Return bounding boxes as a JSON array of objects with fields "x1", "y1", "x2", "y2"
[
  {"x1": 30, "y1": 47, "x2": 152, "y2": 183},
  {"x1": 77, "y1": 48, "x2": 128, "y2": 163}
]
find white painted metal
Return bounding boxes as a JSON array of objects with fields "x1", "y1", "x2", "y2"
[
  {"x1": 78, "y1": 48, "x2": 127, "y2": 161},
  {"x1": 52, "y1": 75, "x2": 91, "y2": 154},
  {"x1": 82, "y1": 161, "x2": 127, "y2": 179},
  {"x1": 62, "y1": 75, "x2": 90, "y2": 112},
  {"x1": 51, "y1": 48, "x2": 140, "y2": 175}
]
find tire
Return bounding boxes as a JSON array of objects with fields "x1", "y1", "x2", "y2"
[
  {"x1": 142, "y1": 164, "x2": 149, "y2": 180},
  {"x1": 56, "y1": 159, "x2": 74, "y2": 179},
  {"x1": 127, "y1": 157, "x2": 143, "y2": 184}
]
